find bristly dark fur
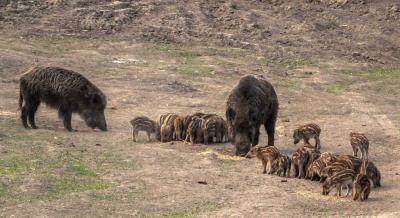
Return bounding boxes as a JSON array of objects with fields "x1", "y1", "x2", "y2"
[
  {"x1": 19, "y1": 66, "x2": 107, "y2": 131},
  {"x1": 226, "y1": 74, "x2": 279, "y2": 156}
]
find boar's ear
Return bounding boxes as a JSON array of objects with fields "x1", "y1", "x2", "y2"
[
  {"x1": 89, "y1": 93, "x2": 102, "y2": 105},
  {"x1": 226, "y1": 107, "x2": 236, "y2": 121}
]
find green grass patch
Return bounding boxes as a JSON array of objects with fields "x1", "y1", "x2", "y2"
[
  {"x1": 177, "y1": 64, "x2": 215, "y2": 77},
  {"x1": 0, "y1": 151, "x2": 114, "y2": 206},
  {"x1": 0, "y1": 157, "x2": 38, "y2": 175},
  {"x1": 286, "y1": 59, "x2": 313, "y2": 70},
  {"x1": 140, "y1": 44, "x2": 223, "y2": 77},
  {"x1": 287, "y1": 80, "x2": 301, "y2": 89},
  {"x1": 0, "y1": 182, "x2": 7, "y2": 196},
  {"x1": 144, "y1": 44, "x2": 200, "y2": 61},
  {"x1": 325, "y1": 84, "x2": 349, "y2": 94},
  {"x1": 3, "y1": 176, "x2": 113, "y2": 206},
  {"x1": 258, "y1": 58, "x2": 274, "y2": 66},
  {"x1": 257, "y1": 58, "x2": 313, "y2": 69},
  {"x1": 202, "y1": 47, "x2": 246, "y2": 58},
  {"x1": 44, "y1": 176, "x2": 112, "y2": 199},
  {"x1": 0, "y1": 34, "x2": 112, "y2": 60},
  {"x1": 0, "y1": 128, "x2": 130, "y2": 207},
  {"x1": 360, "y1": 68, "x2": 400, "y2": 80},
  {"x1": 71, "y1": 161, "x2": 98, "y2": 177},
  {"x1": 164, "y1": 202, "x2": 219, "y2": 218}
]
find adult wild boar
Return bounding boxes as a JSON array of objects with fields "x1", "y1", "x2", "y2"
[
  {"x1": 19, "y1": 66, "x2": 108, "y2": 131},
  {"x1": 226, "y1": 74, "x2": 278, "y2": 156}
]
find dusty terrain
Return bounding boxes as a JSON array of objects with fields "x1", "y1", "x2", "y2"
[{"x1": 0, "y1": 0, "x2": 400, "y2": 217}]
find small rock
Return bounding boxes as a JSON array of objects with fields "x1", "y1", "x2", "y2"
[
  {"x1": 109, "y1": 106, "x2": 117, "y2": 110},
  {"x1": 95, "y1": 143, "x2": 102, "y2": 146},
  {"x1": 337, "y1": 144, "x2": 342, "y2": 147},
  {"x1": 389, "y1": 5, "x2": 399, "y2": 13},
  {"x1": 281, "y1": 119, "x2": 290, "y2": 122},
  {"x1": 197, "y1": 180, "x2": 208, "y2": 185},
  {"x1": 69, "y1": 142, "x2": 76, "y2": 147},
  {"x1": 108, "y1": 1, "x2": 131, "y2": 10},
  {"x1": 362, "y1": 124, "x2": 367, "y2": 126},
  {"x1": 225, "y1": 184, "x2": 234, "y2": 189},
  {"x1": 304, "y1": 71, "x2": 313, "y2": 75},
  {"x1": 395, "y1": 173, "x2": 399, "y2": 175},
  {"x1": 281, "y1": 179, "x2": 288, "y2": 182}
]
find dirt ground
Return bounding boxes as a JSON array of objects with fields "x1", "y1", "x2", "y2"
[{"x1": 1, "y1": 0, "x2": 400, "y2": 217}]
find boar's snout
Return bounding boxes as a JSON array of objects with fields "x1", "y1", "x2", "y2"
[
  {"x1": 98, "y1": 122, "x2": 107, "y2": 131},
  {"x1": 233, "y1": 133, "x2": 252, "y2": 156},
  {"x1": 96, "y1": 113, "x2": 107, "y2": 131},
  {"x1": 83, "y1": 109, "x2": 107, "y2": 131},
  {"x1": 236, "y1": 146, "x2": 250, "y2": 157},
  {"x1": 235, "y1": 143, "x2": 251, "y2": 157}
]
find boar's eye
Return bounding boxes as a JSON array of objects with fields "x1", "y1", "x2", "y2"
[{"x1": 226, "y1": 107, "x2": 236, "y2": 121}]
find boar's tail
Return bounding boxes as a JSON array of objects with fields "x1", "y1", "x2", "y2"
[{"x1": 18, "y1": 86, "x2": 23, "y2": 110}]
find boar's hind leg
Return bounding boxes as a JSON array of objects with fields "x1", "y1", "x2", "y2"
[
  {"x1": 264, "y1": 117, "x2": 276, "y2": 146},
  {"x1": 21, "y1": 96, "x2": 40, "y2": 129},
  {"x1": 27, "y1": 98, "x2": 40, "y2": 129},
  {"x1": 21, "y1": 106, "x2": 29, "y2": 128},
  {"x1": 58, "y1": 107, "x2": 73, "y2": 131}
]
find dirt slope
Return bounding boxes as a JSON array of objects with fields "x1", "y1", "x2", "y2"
[{"x1": 1, "y1": 0, "x2": 400, "y2": 66}]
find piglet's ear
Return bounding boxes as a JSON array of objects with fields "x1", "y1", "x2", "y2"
[{"x1": 89, "y1": 93, "x2": 102, "y2": 105}]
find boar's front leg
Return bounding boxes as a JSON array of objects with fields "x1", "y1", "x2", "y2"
[
  {"x1": 59, "y1": 107, "x2": 73, "y2": 131},
  {"x1": 252, "y1": 128, "x2": 260, "y2": 146},
  {"x1": 21, "y1": 106, "x2": 29, "y2": 128},
  {"x1": 265, "y1": 117, "x2": 276, "y2": 146}
]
